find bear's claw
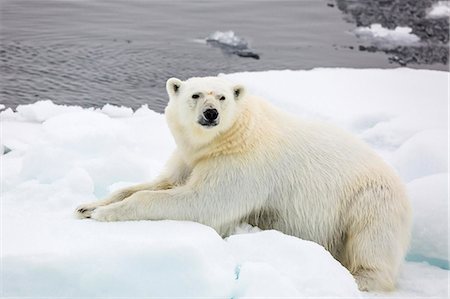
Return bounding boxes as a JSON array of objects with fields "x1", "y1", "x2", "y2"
[{"x1": 75, "y1": 205, "x2": 96, "y2": 219}]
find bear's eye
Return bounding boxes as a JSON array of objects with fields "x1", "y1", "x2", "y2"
[
  {"x1": 219, "y1": 96, "x2": 226, "y2": 101},
  {"x1": 192, "y1": 94, "x2": 200, "y2": 99}
]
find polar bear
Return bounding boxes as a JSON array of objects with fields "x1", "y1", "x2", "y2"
[{"x1": 76, "y1": 76, "x2": 411, "y2": 292}]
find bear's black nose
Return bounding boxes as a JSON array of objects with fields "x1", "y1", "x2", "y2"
[{"x1": 203, "y1": 108, "x2": 219, "y2": 122}]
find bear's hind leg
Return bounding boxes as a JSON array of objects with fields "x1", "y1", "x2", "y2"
[
  {"x1": 352, "y1": 266, "x2": 395, "y2": 292},
  {"x1": 342, "y1": 186, "x2": 411, "y2": 292},
  {"x1": 343, "y1": 225, "x2": 400, "y2": 291}
]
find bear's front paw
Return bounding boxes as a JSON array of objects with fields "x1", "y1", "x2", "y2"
[
  {"x1": 75, "y1": 204, "x2": 97, "y2": 219},
  {"x1": 90, "y1": 206, "x2": 121, "y2": 222}
]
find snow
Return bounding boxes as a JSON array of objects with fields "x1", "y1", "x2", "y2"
[
  {"x1": 354, "y1": 24, "x2": 421, "y2": 48},
  {"x1": 13, "y1": 99, "x2": 85, "y2": 123},
  {"x1": 228, "y1": 231, "x2": 359, "y2": 297},
  {"x1": 392, "y1": 129, "x2": 448, "y2": 182},
  {"x1": 100, "y1": 103, "x2": 133, "y2": 118},
  {"x1": 427, "y1": 1, "x2": 450, "y2": 18},
  {"x1": 377, "y1": 262, "x2": 449, "y2": 298},
  {"x1": 3, "y1": 221, "x2": 236, "y2": 297},
  {"x1": 1, "y1": 68, "x2": 448, "y2": 297},
  {"x1": 407, "y1": 173, "x2": 449, "y2": 267}
]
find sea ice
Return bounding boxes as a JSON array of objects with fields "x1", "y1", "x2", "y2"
[
  {"x1": 354, "y1": 24, "x2": 421, "y2": 48},
  {"x1": 206, "y1": 30, "x2": 248, "y2": 49},
  {"x1": 1, "y1": 68, "x2": 448, "y2": 297},
  {"x1": 427, "y1": 1, "x2": 450, "y2": 18}
]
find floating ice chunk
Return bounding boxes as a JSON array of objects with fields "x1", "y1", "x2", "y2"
[
  {"x1": 205, "y1": 31, "x2": 260, "y2": 59},
  {"x1": 206, "y1": 31, "x2": 248, "y2": 49},
  {"x1": 0, "y1": 103, "x2": 5, "y2": 110},
  {"x1": 427, "y1": 1, "x2": 450, "y2": 18},
  {"x1": 354, "y1": 24, "x2": 420, "y2": 48}
]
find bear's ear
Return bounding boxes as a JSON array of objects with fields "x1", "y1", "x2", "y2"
[
  {"x1": 166, "y1": 78, "x2": 183, "y2": 97},
  {"x1": 233, "y1": 84, "x2": 246, "y2": 100}
]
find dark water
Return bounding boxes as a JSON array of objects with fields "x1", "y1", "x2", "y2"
[{"x1": 1, "y1": 0, "x2": 448, "y2": 112}]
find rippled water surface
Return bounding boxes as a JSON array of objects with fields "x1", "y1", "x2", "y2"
[{"x1": 1, "y1": 0, "x2": 447, "y2": 112}]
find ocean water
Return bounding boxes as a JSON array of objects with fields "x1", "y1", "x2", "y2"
[{"x1": 0, "y1": 0, "x2": 448, "y2": 112}]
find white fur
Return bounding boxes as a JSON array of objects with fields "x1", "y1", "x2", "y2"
[{"x1": 76, "y1": 76, "x2": 412, "y2": 292}]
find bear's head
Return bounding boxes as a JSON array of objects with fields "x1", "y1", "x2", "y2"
[{"x1": 165, "y1": 76, "x2": 246, "y2": 146}]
